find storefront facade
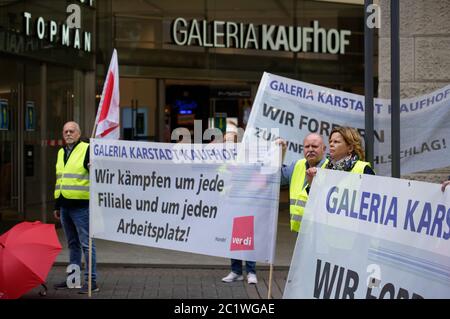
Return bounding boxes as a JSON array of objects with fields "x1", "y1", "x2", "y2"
[
  {"x1": 0, "y1": 0, "x2": 368, "y2": 224},
  {"x1": 97, "y1": 0, "x2": 368, "y2": 142},
  {"x1": 0, "y1": 0, "x2": 96, "y2": 223}
]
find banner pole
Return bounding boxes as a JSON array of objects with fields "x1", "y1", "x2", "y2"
[
  {"x1": 88, "y1": 237, "x2": 92, "y2": 297},
  {"x1": 267, "y1": 263, "x2": 273, "y2": 299},
  {"x1": 88, "y1": 130, "x2": 94, "y2": 298},
  {"x1": 91, "y1": 123, "x2": 97, "y2": 139}
]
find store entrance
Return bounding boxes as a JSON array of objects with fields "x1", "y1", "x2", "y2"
[
  {"x1": 0, "y1": 57, "x2": 69, "y2": 226},
  {"x1": 165, "y1": 83, "x2": 252, "y2": 143}
]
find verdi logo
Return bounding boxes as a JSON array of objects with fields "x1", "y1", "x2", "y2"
[{"x1": 230, "y1": 216, "x2": 254, "y2": 251}]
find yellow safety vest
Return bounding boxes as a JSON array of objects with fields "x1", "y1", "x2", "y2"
[
  {"x1": 54, "y1": 142, "x2": 90, "y2": 200},
  {"x1": 350, "y1": 160, "x2": 371, "y2": 174},
  {"x1": 289, "y1": 158, "x2": 329, "y2": 232}
]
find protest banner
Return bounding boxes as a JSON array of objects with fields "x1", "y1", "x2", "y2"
[
  {"x1": 283, "y1": 169, "x2": 450, "y2": 298},
  {"x1": 89, "y1": 139, "x2": 281, "y2": 263},
  {"x1": 243, "y1": 72, "x2": 450, "y2": 176}
]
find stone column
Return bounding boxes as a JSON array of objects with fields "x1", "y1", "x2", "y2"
[{"x1": 378, "y1": 0, "x2": 450, "y2": 180}]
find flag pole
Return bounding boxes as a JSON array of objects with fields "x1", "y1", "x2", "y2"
[
  {"x1": 89, "y1": 90, "x2": 96, "y2": 298},
  {"x1": 267, "y1": 263, "x2": 273, "y2": 299},
  {"x1": 91, "y1": 124, "x2": 98, "y2": 139},
  {"x1": 88, "y1": 48, "x2": 119, "y2": 298},
  {"x1": 89, "y1": 100, "x2": 96, "y2": 297},
  {"x1": 88, "y1": 237, "x2": 92, "y2": 297}
]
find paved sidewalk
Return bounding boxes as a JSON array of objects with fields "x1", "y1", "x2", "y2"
[
  {"x1": 21, "y1": 265, "x2": 289, "y2": 299},
  {"x1": 10, "y1": 189, "x2": 294, "y2": 300}
]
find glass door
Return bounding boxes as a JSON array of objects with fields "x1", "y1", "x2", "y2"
[
  {"x1": 23, "y1": 62, "x2": 43, "y2": 221},
  {"x1": 0, "y1": 56, "x2": 20, "y2": 223},
  {"x1": 0, "y1": 58, "x2": 43, "y2": 223}
]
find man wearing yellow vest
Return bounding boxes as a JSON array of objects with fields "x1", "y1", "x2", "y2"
[
  {"x1": 53, "y1": 121, "x2": 98, "y2": 294},
  {"x1": 277, "y1": 133, "x2": 328, "y2": 233}
]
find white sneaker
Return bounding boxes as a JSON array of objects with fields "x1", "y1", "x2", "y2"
[
  {"x1": 222, "y1": 272, "x2": 244, "y2": 283},
  {"x1": 247, "y1": 273, "x2": 258, "y2": 284}
]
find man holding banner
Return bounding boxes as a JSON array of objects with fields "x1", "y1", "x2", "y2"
[
  {"x1": 53, "y1": 121, "x2": 99, "y2": 294},
  {"x1": 53, "y1": 48, "x2": 120, "y2": 294},
  {"x1": 277, "y1": 133, "x2": 328, "y2": 233}
]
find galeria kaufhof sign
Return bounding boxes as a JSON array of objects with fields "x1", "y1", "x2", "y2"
[
  {"x1": 171, "y1": 17, "x2": 352, "y2": 54},
  {"x1": 21, "y1": 0, "x2": 94, "y2": 52}
]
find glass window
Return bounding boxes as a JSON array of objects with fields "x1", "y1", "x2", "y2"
[{"x1": 0, "y1": 57, "x2": 18, "y2": 212}]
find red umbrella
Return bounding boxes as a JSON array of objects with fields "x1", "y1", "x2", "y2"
[{"x1": 0, "y1": 221, "x2": 62, "y2": 299}]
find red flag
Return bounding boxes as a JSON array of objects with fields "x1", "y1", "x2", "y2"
[{"x1": 95, "y1": 49, "x2": 120, "y2": 139}]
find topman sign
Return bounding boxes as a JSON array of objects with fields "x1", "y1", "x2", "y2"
[
  {"x1": 22, "y1": 0, "x2": 94, "y2": 52},
  {"x1": 171, "y1": 18, "x2": 351, "y2": 54}
]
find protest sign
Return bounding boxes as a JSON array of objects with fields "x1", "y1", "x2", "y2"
[
  {"x1": 283, "y1": 169, "x2": 450, "y2": 298},
  {"x1": 244, "y1": 72, "x2": 450, "y2": 175},
  {"x1": 90, "y1": 139, "x2": 281, "y2": 263}
]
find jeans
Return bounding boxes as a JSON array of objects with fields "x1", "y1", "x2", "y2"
[
  {"x1": 60, "y1": 206, "x2": 97, "y2": 283},
  {"x1": 231, "y1": 259, "x2": 256, "y2": 275}
]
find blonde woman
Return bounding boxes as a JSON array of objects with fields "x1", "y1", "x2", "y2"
[{"x1": 306, "y1": 126, "x2": 375, "y2": 185}]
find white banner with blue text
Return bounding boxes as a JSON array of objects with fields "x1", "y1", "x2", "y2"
[
  {"x1": 89, "y1": 139, "x2": 281, "y2": 263},
  {"x1": 243, "y1": 72, "x2": 450, "y2": 175},
  {"x1": 283, "y1": 169, "x2": 450, "y2": 299}
]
